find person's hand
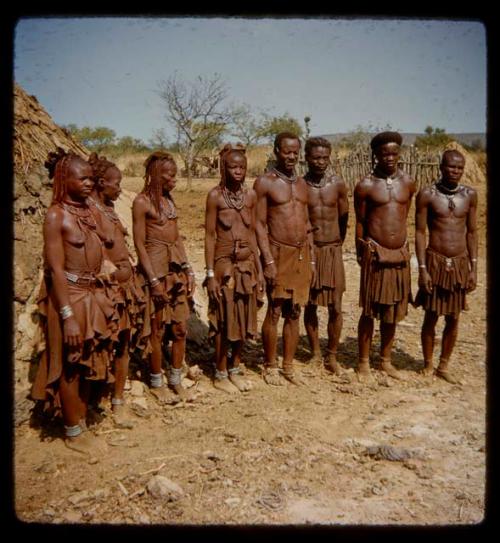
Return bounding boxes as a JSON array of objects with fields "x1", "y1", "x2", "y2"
[
  {"x1": 467, "y1": 269, "x2": 477, "y2": 292},
  {"x1": 310, "y1": 262, "x2": 316, "y2": 286},
  {"x1": 257, "y1": 273, "x2": 265, "y2": 295},
  {"x1": 263, "y1": 261, "x2": 277, "y2": 287},
  {"x1": 63, "y1": 316, "x2": 82, "y2": 347},
  {"x1": 151, "y1": 281, "x2": 168, "y2": 306},
  {"x1": 206, "y1": 276, "x2": 221, "y2": 302},
  {"x1": 418, "y1": 268, "x2": 433, "y2": 294},
  {"x1": 187, "y1": 271, "x2": 196, "y2": 297}
]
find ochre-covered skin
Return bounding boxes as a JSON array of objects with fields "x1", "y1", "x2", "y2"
[
  {"x1": 32, "y1": 150, "x2": 117, "y2": 455},
  {"x1": 204, "y1": 146, "x2": 264, "y2": 393},
  {"x1": 132, "y1": 154, "x2": 194, "y2": 399},
  {"x1": 353, "y1": 135, "x2": 417, "y2": 380},
  {"x1": 253, "y1": 134, "x2": 315, "y2": 385},
  {"x1": 414, "y1": 150, "x2": 478, "y2": 383},
  {"x1": 303, "y1": 139, "x2": 349, "y2": 373}
]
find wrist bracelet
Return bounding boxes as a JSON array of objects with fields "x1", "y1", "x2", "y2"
[
  {"x1": 60, "y1": 305, "x2": 74, "y2": 320},
  {"x1": 471, "y1": 258, "x2": 477, "y2": 262},
  {"x1": 419, "y1": 265, "x2": 427, "y2": 269},
  {"x1": 310, "y1": 261, "x2": 316, "y2": 265},
  {"x1": 265, "y1": 259, "x2": 274, "y2": 266},
  {"x1": 206, "y1": 269, "x2": 215, "y2": 278},
  {"x1": 181, "y1": 262, "x2": 191, "y2": 270},
  {"x1": 150, "y1": 277, "x2": 160, "y2": 287}
]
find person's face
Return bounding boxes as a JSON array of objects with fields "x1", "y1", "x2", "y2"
[
  {"x1": 306, "y1": 146, "x2": 331, "y2": 176},
  {"x1": 99, "y1": 166, "x2": 122, "y2": 202},
  {"x1": 225, "y1": 152, "x2": 247, "y2": 185},
  {"x1": 275, "y1": 138, "x2": 300, "y2": 170},
  {"x1": 375, "y1": 143, "x2": 400, "y2": 173},
  {"x1": 154, "y1": 160, "x2": 177, "y2": 192},
  {"x1": 65, "y1": 159, "x2": 94, "y2": 200},
  {"x1": 440, "y1": 153, "x2": 465, "y2": 185}
]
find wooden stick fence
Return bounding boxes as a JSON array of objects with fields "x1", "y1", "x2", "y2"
[{"x1": 266, "y1": 145, "x2": 441, "y2": 194}]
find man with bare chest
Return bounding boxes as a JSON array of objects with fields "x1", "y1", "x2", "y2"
[
  {"x1": 303, "y1": 137, "x2": 348, "y2": 374},
  {"x1": 254, "y1": 132, "x2": 314, "y2": 385},
  {"x1": 354, "y1": 131, "x2": 416, "y2": 380},
  {"x1": 414, "y1": 150, "x2": 477, "y2": 383}
]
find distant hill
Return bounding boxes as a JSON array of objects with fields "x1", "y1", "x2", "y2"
[{"x1": 319, "y1": 132, "x2": 486, "y2": 148}]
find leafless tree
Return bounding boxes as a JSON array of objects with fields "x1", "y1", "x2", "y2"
[
  {"x1": 157, "y1": 73, "x2": 232, "y2": 190},
  {"x1": 228, "y1": 104, "x2": 265, "y2": 148}
]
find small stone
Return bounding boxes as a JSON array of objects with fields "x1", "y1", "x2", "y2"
[
  {"x1": 130, "y1": 380, "x2": 146, "y2": 397},
  {"x1": 62, "y1": 510, "x2": 82, "y2": 523},
  {"x1": 68, "y1": 490, "x2": 94, "y2": 505},
  {"x1": 146, "y1": 475, "x2": 184, "y2": 501},
  {"x1": 224, "y1": 497, "x2": 241, "y2": 507}
]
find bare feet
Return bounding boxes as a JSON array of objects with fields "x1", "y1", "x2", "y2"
[
  {"x1": 325, "y1": 354, "x2": 343, "y2": 376},
  {"x1": 150, "y1": 385, "x2": 175, "y2": 404},
  {"x1": 168, "y1": 383, "x2": 194, "y2": 401},
  {"x1": 435, "y1": 368, "x2": 458, "y2": 384},
  {"x1": 309, "y1": 350, "x2": 323, "y2": 368},
  {"x1": 64, "y1": 432, "x2": 108, "y2": 457},
  {"x1": 112, "y1": 403, "x2": 135, "y2": 429},
  {"x1": 421, "y1": 362, "x2": 434, "y2": 377},
  {"x1": 281, "y1": 371, "x2": 304, "y2": 386},
  {"x1": 229, "y1": 372, "x2": 251, "y2": 392},
  {"x1": 356, "y1": 359, "x2": 373, "y2": 382},
  {"x1": 380, "y1": 360, "x2": 404, "y2": 380},
  {"x1": 214, "y1": 376, "x2": 239, "y2": 393},
  {"x1": 263, "y1": 367, "x2": 284, "y2": 386}
]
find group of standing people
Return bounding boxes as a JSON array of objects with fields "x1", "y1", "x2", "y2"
[{"x1": 30, "y1": 130, "x2": 478, "y2": 455}]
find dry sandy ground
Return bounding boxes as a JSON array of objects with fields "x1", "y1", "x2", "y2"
[{"x1": 14, "y1": 177, "x2": 487, "y2": 526}]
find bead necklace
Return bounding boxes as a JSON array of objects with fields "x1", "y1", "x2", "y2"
[
  {"x1": 304, "y1": 172, "x2": 329, "y2": 188},
  {"x1": 272, "y1": 167, "x2": 297, "y2": 184},
  {"x1": 222, "y1": 185, "x2": 246, "y2": 211},
  {"x1": 435, "y1": 181, "x2": 465, "y2": 210}
]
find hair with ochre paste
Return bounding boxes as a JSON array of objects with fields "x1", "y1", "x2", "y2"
[
  {"x1": 45, "y1": 147, "x2": 86, "y2": 204},
  {"x1": 88, "y1": 152, "x2": 117, "y2": 183},
  {"x1": 218, "y1": 143, "x2": 246, "y2": 187},
  {"x1": 142, "y1": 151, "x2": 176, "y2": 212}
]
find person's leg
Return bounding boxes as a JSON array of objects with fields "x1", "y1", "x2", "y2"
[
  {"x1": 167, "y1": 320, "x2": 192, "y2": 399},
  {"x1": 436, "y1": 314, "x2": 460, "y2": 384},
  {"x1": 213, "y1": 332, "x2": 239, "y2": 393},
  {"x1": 325, "y1": 304, "x2": 343, "y2": 375},
  {"x1": 304, "y1": 303, "x2": 321, "y2": 363},
  {"x1": 60, "y1": 363, "x2": 106, "y2": 455},
  {"x1": 149, "y1": 310, "x2": 170, "y2": 402},
  {"x1": 112, "y1": 330, "x2": 134, "y2": 428},
  {"x1": 228, "y1": 340, "x2": 251, "y2": 391},
  {"x1": 281, "y1": 301, "x2": 303, "y2": 385},
  {"x1": 261, "y1": 297, "x2": 285, "y2": 386},
  {"x1": 357, "y1": 314, "x2": 374, "y2": 377},
  {"x1": 379, "y1": 321, "x2": 403, "y2": 379},
  {"x1": 421, "y1": 311, "x2": 439, "y2": 376}
]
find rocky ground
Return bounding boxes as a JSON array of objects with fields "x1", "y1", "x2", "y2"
[{"x1": 14, "y1": 177, "x2": 487, "y2": 526}]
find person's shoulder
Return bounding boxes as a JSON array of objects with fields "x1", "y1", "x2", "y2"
[
  {"x1": 398, "y1": 170, "x2": 416, "y2": 185},
  {"x1": 331, "y1": 174, "x2": 347, "y2": 188},
  {"x1": 416, "y1": 184, "x2": 434, "y2": 202},
  {"x1": 44, "y1": 203, "x2": 64, "y2": 225},
  {"x1": 354, "y1": 174, "x2": 373, "y2": 193},
  {"x1": 463, "y1": 184, "x2": 477, "y2": 196},
  {"x1": 253, "y1": 171, "x2": 275, "y2": 190},
  {"x1": 133, "y1": 192, "x2": 150, "y2": 206}
]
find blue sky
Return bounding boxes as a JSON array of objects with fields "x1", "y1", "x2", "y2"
[{"x1": 13, "y1": 16, "x2": 487, "y2": 143}]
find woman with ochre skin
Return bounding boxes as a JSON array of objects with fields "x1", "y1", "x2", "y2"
[
  {"x1": 87, "y1": 152, "x2": 145, "y2": 427},
  {"x1": 31, "y1": 148, "x2": 115, "y2": 456},
  {"x1": 133, "y1": 152, "x2": 195, "y2": 402}
]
